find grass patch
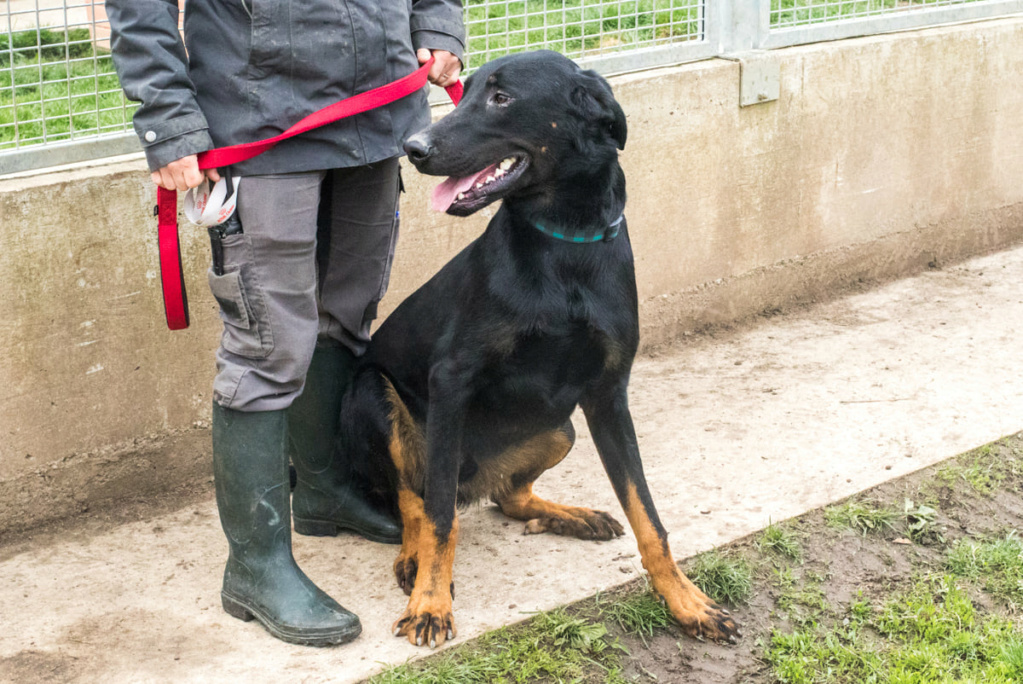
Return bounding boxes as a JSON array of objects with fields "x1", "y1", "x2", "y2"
[
  {"x1": 756, "y1": 520, "x2": 803, "y2": 561},
  {"x1": 777, "y1": 573, "x2": 830, "y2": 619},
  {"x1": 686, "y1": 550, "x2": 754, "y2": 606},
  {"x1": 825, "y1": 500, "x2": 898, "y2": 536},
  {"x1": 766, "y1": 576, "x2": 1023, "y2": 684},
  {"x1": 947, "y1": 534, "x2": 1023, "y2": 608},
  {"x1": 937, "y1": 445, "x2": 1009, "y2": 496},
  {"x1": 370, "y1": 607, "x2": 627, "y2": 684},
  {"x1": 1, "y1": 27, "x2": 95, "y2": 67},
  {"x1": 597, "y1": 588, "x2": 673, "y2": 645}
]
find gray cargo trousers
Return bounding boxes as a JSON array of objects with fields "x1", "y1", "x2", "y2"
[{"x1": 208, "y1": 158, "x2": 401, "y2": 411}]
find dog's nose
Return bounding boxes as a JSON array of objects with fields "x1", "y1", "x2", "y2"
[{"x1": 404, "y1": 134, "x2": 434, "y2": 165}]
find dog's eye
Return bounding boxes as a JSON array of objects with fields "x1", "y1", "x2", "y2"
[{"x1": 491, "y1": 92, "x2": 513, "y2": 107}]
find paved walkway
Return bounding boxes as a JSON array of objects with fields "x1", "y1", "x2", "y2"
[
  {"x1": 6, "y1": 1, "x2": 93, "y2": 31},
  {"x1": 2, "y1": 244, "x2": 1023, "y2": 683}
]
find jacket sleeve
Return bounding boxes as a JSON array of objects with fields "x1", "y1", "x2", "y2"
[
  {"x1": 410, "y1": 0, "x2": 466, "y2": 66},
  {"x1": 105, "y1": 0, "x2": 214, "y2": 171}
]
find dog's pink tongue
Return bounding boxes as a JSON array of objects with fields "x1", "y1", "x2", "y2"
[
  {"x1": 431, "y1": 175, "x2": 477, "y2": 213},
  {"x1": 430, "y1": 163, "x2": 500, "y2": 212}
]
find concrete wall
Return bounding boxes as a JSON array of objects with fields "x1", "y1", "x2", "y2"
[{"x1": 2, "y1": 17, "x2": 1022, "y2": 534}]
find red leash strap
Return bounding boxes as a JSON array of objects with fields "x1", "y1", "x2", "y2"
[
  {"x1": 444, "y1": 79, "x2": 463, "y2": 109},
  {"x1": 157, "y1": 57, "x2": 462, "y2": 330},
  {"x1": 158, "y1": 185, "x2": 190, "y2": 330}
]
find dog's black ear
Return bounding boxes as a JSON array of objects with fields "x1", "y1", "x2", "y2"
[
  {"x1": 606, "y1": 97, "x2": 627, "y2": 151},
  {"x1": 572, "y1": 69, "x2": 627, "y2": 150}
]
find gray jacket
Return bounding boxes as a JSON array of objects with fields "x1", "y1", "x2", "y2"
[{"x1": 106, "y1": 0, "x2": 465, "y2": 174}]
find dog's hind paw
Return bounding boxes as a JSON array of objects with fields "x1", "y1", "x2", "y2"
[{"x1": 523, "y1": 508, "x2": 625, "y2": 541}]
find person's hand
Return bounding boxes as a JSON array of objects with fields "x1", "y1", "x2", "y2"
[
  {"x1": 151, "y1": 155, "x2": 221, "y2": 191},
  {"x1": 417, "y1": 48, "x2": 461, "y2": 88}
]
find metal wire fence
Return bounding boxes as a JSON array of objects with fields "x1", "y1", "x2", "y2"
[
  {"x1": 463, "y1": 0, "x2": 703, "y2": 63},
  {"x1": 2, "y1": 1, "x2": 138, "y2": 152},
  {"x1": 1, "y1": 0, "x2": 704, "y2": 156},
  {"x1": 771, "y1": 0, "x2": 986, "y2": 28},
  {"x1": 2, "y1": 0, "x2": 1021, "y2": 173}
]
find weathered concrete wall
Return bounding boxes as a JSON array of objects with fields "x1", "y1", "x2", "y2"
[{"x1": 2, "y1": 17, "x2": 1022, "y2": 533}]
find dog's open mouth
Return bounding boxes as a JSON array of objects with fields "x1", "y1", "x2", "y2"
[{"x1": 430, "y1": 155, "x2": 529, "y2": 215}]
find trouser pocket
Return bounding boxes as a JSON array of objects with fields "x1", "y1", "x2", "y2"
[{"x1": 208, "y1": 235, "x2": 275, "y2": 359}]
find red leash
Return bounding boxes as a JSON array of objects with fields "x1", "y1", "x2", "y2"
[{"x1": 157, "y1": 57, "x2": 463, "y2": 330}]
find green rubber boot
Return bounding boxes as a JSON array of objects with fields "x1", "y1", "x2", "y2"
[
  {"x1": 212, "y1": 403, "x2": 361, "y2": 646},
  {"x1": 288, "y1": 339, "x2": 401, "y2": 544}
]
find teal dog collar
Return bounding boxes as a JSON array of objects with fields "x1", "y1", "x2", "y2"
[{"x1": 533, "y1": 214, "x2": 623, "y2": 243}]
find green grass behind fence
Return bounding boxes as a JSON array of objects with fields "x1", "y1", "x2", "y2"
[
  {"x1": 1, "y1": 27, "x2": 136, "y2": 149},
  {"x1": 464, "y1": 0, "x2": 701, "y2": 61},
  {"x1": 771, "y1": 0, "x2": 983, "y2": 27}
]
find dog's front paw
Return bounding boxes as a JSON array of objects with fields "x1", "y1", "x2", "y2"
[
  {"x1": 392, "y1": 594, "x2": 457, "y2": 649},
  {"x1": 669, "y1": 593, "x2": 741, "y2": 644},
  {"x1": 523, "y1": 507, "x2": 625, "y2": 541}
]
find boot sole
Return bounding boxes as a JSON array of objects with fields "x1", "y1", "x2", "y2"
[
  {"x1": 222, "y1": 593, "x2": 362, "y2": 647},
  {"x1": 293, "y1": 517, "x2": 401, "y2": 545}
]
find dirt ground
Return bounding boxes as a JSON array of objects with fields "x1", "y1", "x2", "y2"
[
  {"x1": 2, "y1": 245, "x2": 1023, "y2": 683},
  {"x1": 376, "y1": 433, "x2": 1023, "y2": 683},
  {"x1": 620, "y1": 433, "x2": 1023, "y2": 684}
]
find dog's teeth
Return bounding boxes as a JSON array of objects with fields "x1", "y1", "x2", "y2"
[
  {"x1": 500, "y1": 158, "x2": 514, "y2": 170},
  {"x1": 457, "y1": 192, "x2": 465, "y2": 200},
  {"x1": 485, "y1": 175, "x2": 495, "y2": 183},
  {"x1": 495, "y1": 168, "x2": 505, "y2": 177},
  {"x1": 476, "y1": 182, "x2": 483, "y2": 188}
]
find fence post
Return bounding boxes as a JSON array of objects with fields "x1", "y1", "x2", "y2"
[{"x1": 717, "y1": 0, "x2": 770, "y2": 53}]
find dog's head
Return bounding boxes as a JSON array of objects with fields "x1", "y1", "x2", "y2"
[{"x1": 405, "y1": 50, "x2": 627, "y2": 217}]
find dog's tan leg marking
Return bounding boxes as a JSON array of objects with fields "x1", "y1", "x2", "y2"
[
  {"x1": 383, "y1": 378, "x2": 429, "y2": 596},
  {"x1": 393, "y1": 488, "x2": 424, "y2": 595},
  {"x1": 623, "y1": 482, "x2": 739, "y2": 642},
  {"x1": 391, "y1": 512, "x2": 458, "y2": 648},
  {"x1": 494, "y1": 430, "x2": 625, "y2": 541},
  {"x1": 383, "y1": 376, "x2": 458, "y2": 648}
]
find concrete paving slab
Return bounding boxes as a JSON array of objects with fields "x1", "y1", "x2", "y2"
[
  {"x1": 2, "y1": 244, "x2": 1022, "y2": 683},
  {"x1": 6, "y1": 0, "x2": 93, "y2": 31}
]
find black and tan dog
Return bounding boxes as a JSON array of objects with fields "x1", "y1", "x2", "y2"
[{"x1": 334, "y1": 50, "x2": 740, "y2": 649}]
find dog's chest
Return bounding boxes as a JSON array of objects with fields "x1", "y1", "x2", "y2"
[{"x1": 472, "y1": 317, "x2": 610, "y2": 414}]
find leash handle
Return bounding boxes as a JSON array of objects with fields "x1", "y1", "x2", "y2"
[
  {"x1": 157, "y1": 186, "x2": 190, "y2": 330},
  {"x1": 157, "y1": 58, "x2": 462, "y2": 331}
]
